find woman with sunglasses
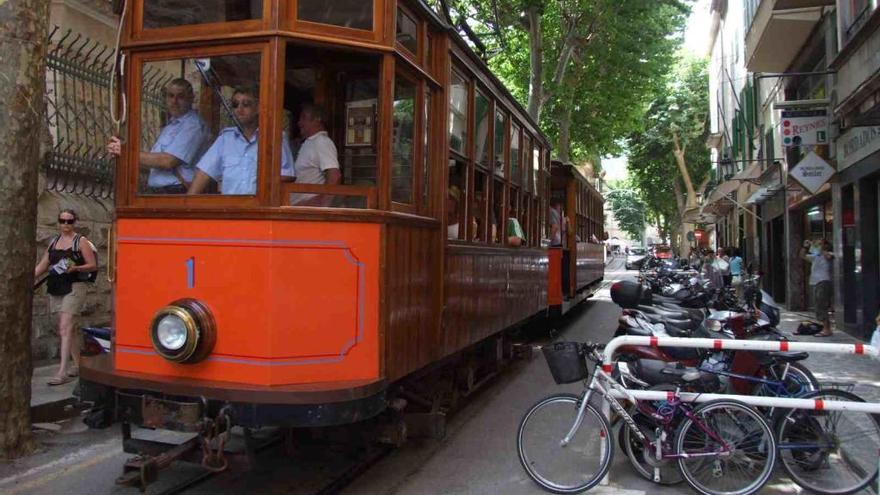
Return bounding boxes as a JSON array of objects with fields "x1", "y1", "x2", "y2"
[{"x1": 33, "y1": 209, "x2": 97, "y2": 385}]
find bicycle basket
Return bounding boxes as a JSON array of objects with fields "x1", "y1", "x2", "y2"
[{"x1": 542, "y1": 342, "x2": 589, "y2": 384}]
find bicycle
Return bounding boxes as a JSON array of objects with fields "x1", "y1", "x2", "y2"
[{"x1": 517, "y1": 342, "x2": 777, "y2": 495}]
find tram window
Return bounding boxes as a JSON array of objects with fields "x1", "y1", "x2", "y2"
[
  {"x1": 396, "y1": 8, "x2": 419, "y2": 54},
  {"x1": 143, "y1": 0, "x2": 261, "y2": 29},
  {"x1": 472, "y1": 170, "x2": 488, "y2": 242},
  {"x1": 510, "y1": 124, "x2": 521, "y2": 185},
  {"x1": 283, "y1": 44, "x2": 379, "y2": 207},
  {"x1": 521, "y1": 194, "x2": 531, "y2": 246},
  {"x1": 492, "y1": 179, "x2": 504, "y2": 244},
  {"x1": 449, "y1": 71, "x2": 468, "y2": 155},
  {"x1": 392, "y1": 77, "x2": 416, "y2": 204},
  {"x1": 137, "y1": 54, "x2": 269, "y2": 196},
  {"x1": 532, "y1": 145, "x2": 541, "y2": 196},
  {"x1": 297, "y1": 0, "x2": 373, "y2": 31},
  {"x1": 475, "y1": 91, "x2": 490, "y2": 168},
  {"x1": 494, "y1": 109, "x2": 505, "y2": 177},
  {"x1": 448, "y1": 159, "x2": 466, "y2": 240},
  {"x1": 524, "y1": 135, "x2": 533, "y2": 192},
  {"x1": 422, "y1": 89, "x2": 432, "y2": 213}
]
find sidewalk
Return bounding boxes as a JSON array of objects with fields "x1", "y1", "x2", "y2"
[
  {"x1": 30, "y1": 363, "x2": 80, "y2": 424},
  {"x1": 777, "y1": 309, "x2": 880, "y2": 402}
]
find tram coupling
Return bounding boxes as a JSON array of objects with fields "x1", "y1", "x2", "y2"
[{"x1": 114, "y1": 392, "x2": 236, "y2": 491}]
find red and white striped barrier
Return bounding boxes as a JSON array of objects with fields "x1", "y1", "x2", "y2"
[{"x1": 598, "y1": 335, "x2": 880, "y2": 413}]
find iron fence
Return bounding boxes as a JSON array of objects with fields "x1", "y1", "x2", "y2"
[{"x1": 44, "y1": 27, "x2": 171, "y2": 199}]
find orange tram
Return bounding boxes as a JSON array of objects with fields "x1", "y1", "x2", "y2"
[{"x1": 80, "y1": 0, "x2": 604, "y2": 481}]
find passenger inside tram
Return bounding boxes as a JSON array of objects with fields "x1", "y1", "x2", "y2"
[
  {"x1": 290, "y1": 104, "x2": 341, "y2": 206},
  {"x1": 282, "y1": 44, "x2": 380, "y2": 207},
  {"x1": 106, "y1": 78, "x2": 211, "y2": 194},
  {"x1": 188, "y1": 85, "x2": 295, "y2": 195}
]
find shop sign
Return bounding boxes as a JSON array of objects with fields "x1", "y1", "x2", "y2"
[
  {"x1": 789, "y1": 151, "x2": 835, "y2": 194},
  {"x1": 781, "y1": 110, "x2": 828, "y2": 147},
  {"x1": 839, "y1": 126, "x2": 880, "y2": 171}
]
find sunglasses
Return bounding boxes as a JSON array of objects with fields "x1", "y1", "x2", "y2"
[
  {"x1": 231, "y1": 100, "x2": 255, "y2": 109},
  {"x1": 58, "y1": 218, "x2": 76, "y2": 225}
]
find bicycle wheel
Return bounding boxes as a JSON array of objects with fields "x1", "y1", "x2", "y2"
[
  {"x1": 776, "y1": 389, "x2": 880, "y2": 494},
  {"x1": 517, "y1": 393, "x2": 613, "y2": 494},
  {"x1": 675, "y1": 399, "x2": 776, "y2": 495},
  {"x1": 622, "y1": 412, "x2": 683, "y2": 485},
  {"x1": 753, "y1": 361, "x2": 819, "y2": 399}
]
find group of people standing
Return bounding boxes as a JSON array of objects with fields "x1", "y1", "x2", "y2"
[{"x1": 695, "y1": 247, "x2": 744, "y2": 291}]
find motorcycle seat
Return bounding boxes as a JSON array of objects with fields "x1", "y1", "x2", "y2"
[
  {"x1": 634, "y1": 359, "x2": 705, "y2": 385},
  {"x1": 663, "y1": 325, "x2": 691, "y2": 338}
]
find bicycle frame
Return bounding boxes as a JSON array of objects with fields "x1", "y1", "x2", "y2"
[{"x1": 564, "y1": 361, "x2": 732, "y2": 463}]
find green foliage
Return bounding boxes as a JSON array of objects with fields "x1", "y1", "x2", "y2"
[
  {"x1": 605, "y1": 183, "x2": 646, "y2": 241},
  {"x1": 627, "y1": 55, "x2": 710, "y2": 232},
  {"x1": 428, "y1": 0, "x2": 691, "y2": 161}
]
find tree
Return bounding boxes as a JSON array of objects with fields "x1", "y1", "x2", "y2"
[
  {"x1": 0, "y1": 0, "x2": 50, "y2": 459},
  {"x1": 429, "y1": 0, "x2": 691, "y2": 163},
  {"x1": 627, "y1": 55, "x2": 710, "y2": 252},
  {"x1": 605, "y1": 185, "x2": 646, "y2": 242}
]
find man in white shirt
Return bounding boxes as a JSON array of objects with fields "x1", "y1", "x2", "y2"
[{"x1": 291, "y1": 104, "x2": 341, "y2": 205}]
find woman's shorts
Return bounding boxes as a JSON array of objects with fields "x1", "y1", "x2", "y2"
[{"x1": 49, "y1": 282, "x2": 87, "y2": 315}]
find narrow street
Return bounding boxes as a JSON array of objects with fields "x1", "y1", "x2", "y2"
[{"x1": 4, "y1": 257, "x2": 880, "y2": 494}]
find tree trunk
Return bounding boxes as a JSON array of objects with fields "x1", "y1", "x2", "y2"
[
  {"x1": 0, "y1": 0, "x2": 50, "y2": 459},
  {"x1": 557, "y1": 104, "x2": 573, "y2": 163},
  {"x1": 525, "y1": 5, "x2": 543, "y2": 121}
]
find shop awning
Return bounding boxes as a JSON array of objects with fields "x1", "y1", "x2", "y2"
[{"x1": 745, "y1": 184, "x2": 784, "y2": 204}]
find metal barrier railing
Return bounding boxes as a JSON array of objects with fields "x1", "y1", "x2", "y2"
[{"x1": 600, "y1": 335, "x2": 880, "y2": 413}]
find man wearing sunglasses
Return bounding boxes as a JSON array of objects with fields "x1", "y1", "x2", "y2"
[
  {"x1": 188, "y1": 85, "x2": 294, "y2": 195},
  {"x1": 106, "y1": 78, "x2": 210, "y2": 194}
]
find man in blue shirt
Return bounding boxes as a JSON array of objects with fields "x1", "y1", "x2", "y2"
[
  {"x1": 188, "y1": 85, "x2": 294, "y2": 195},
  {"x1": 106, "y1": 78, "x2": 210, "y2": 194}
]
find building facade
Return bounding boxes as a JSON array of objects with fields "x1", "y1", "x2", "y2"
[{"x1": 706, "y1": 0, "x2": 880, "y2": 340}]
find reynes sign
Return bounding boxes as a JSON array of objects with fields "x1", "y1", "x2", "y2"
[{"x1": 781, "y1": 110, "x2": 828, "y2": 147}]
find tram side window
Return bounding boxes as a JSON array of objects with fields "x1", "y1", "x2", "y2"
[
  {"x1": 392, "y1": 77, "x2": 416, "y2": 204},
  {"x1": 449, "y1": 72, "x2": 468, "y2": 156},
  {"x1": 298, "y1": 0, "x2": 373, "y2": 31},
  {"x1": 283, "y1": 44, "x2": 380, "y2": 207},
  {"x1": 137, "y1": 54, "x2": 273, "y2": 196},
  {"x1": 494, "y1": 109, "x2": 505, "y2": 177},
  {"x1": 475, "y1": 91, "x2": 490, "y2": 168},
  {"x1": 143, "y1": 0, "x2": 261, "y2": 29},
  {"x1": 492, "y1": 179, "x2": 504, "y2": 244},
  {"x1": 510, "y1": 124, "x2": 521, "y2": 185},
  {"x1": 448, "y1": 160, "x2": 467, "y2": 240},
  {"x1": 472, "y1": 170, "x2": 488, "y2": 242}
]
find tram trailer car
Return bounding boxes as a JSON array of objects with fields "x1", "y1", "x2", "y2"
[{"x1": 80, "y1": 0, "x2": 604, "y2": 477}]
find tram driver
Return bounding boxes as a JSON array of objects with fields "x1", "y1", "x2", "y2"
[
  {"x1": 106, "y1": 78, "x2": 211, "y2": 194},
  {"x1": 188, "y1": 85, "x2": 295, "y2": 195}
]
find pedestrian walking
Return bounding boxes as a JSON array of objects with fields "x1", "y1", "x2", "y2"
[
  {"x1": 728, "y1": 247, "x2": 744, "y2": 298},
  {"x1": 801, "y1": 239, "x2": 834, "y2": 337},
  {"x1": 702, "y1": 250, "x2": 723, "y2": 290},
  {"x1": 715, "y1": 247, "x2": 731, "y2": 286},
  {"x1": 33, "y1": 209, "x2": 97, "y2": 385}
]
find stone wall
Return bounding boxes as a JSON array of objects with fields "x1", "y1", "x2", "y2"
[{"x1": 32, "y1": 188, "x2": 114, "y2": 361}]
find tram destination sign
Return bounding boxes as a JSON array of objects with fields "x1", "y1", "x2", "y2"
[
  {"x1": 781, "y1": 109, "x2": 828, "y2": 147},
  {"x1": 789, "y1": 151, "x2": 835, "y2": 194}
]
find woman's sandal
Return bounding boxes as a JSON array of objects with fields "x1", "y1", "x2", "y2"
[
  {"x1": 67, "y1": 367, "x2": 79, "y2": 378},
  {"x1": 47, "y1": 375, "x2": 75, "y2": 386}
]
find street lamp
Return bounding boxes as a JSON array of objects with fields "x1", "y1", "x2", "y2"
[{"x1": 720, "y1": 157, "x2": 735, "y2": 180}]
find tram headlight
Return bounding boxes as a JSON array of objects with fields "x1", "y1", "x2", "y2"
[
  {"x1": 156, "y1": 314, "x2": 188, "y2": 350},
  {"x1": 150, "y1": 299, "x2": 216, "y2": 364}
]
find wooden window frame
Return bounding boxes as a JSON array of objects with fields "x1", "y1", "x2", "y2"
[
  {"x1": 131, "y1": 0, "x2": 272, "y2": 43},
  {"x1": 284, "y1": 0, "x2": 389, "y2": 44},
  {"x1": 389, "y1": 67, "x2": 422, "y2": 213},
  {"x1": 474, "y1": 87, "x2": 492, "y2": 172},
  {"x1": 394, "y1": 4, "x2": 422, "y2": 64},
  {"x1": 123, "y1": 42, "x2": 272, "y2": 209}
]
